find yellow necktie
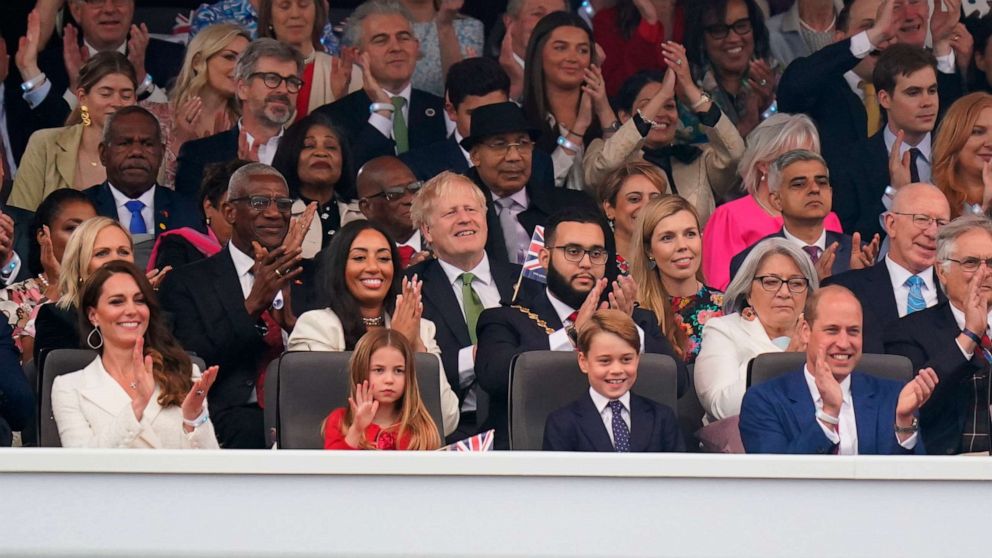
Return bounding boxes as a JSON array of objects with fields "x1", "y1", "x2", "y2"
[{"x1": 860, "y1": 81, "x2": 882, "y2": 137}]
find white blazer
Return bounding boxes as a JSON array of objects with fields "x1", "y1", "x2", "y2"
[
  {"x1": 693, "y1": 312, "x2": 784, "y2": 423},
  {"x1": 51, "y1": 357, "x2": 220, "y2": 449},
  {"x1": 287, "y1": 308, "x2": 460, "y2": 436}
]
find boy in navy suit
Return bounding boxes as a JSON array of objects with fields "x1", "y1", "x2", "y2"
[{"x1": 543, "y1": 310, "x2": 684, "y2": 452}]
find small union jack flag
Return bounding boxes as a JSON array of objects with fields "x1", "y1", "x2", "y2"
[
  {"x1": 440, "y1": 429, "x2": 495, "y2": 452},
  {"x1": 520, "y1": 225, "x2": 547, "y2": 284}
]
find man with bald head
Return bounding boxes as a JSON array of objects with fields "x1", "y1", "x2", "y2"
[
  {"x1": 741, "y1": 285, "x2": 936, "y2": 454},
  {"x1": 357, "y1": 156, "x2": 429, "y2": 268},
  {"x1": 160, "y1": 163, "x2": 304, "y2": 448},
  {"x1": 824, "y1": 182, "x2": 950, "y2": 353}
]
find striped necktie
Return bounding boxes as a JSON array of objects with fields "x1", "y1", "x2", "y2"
[{"x1": 905, "y1": 275, "x2": 926, "y2": 315}]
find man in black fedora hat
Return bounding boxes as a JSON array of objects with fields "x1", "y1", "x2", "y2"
[{"x1": 464, "y1": 102, "x2": 595, "y2": 265}]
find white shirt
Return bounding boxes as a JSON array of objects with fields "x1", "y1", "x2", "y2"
[
  {"x1": 844, "y1": 31, "x2": 956, "y2": 101},
  {"x1": 228, "y1": 242, "x2": 284, "y2": 308},
  {"x1": 398, "y1": 229, "x2": 423, "y2": 253},
  {"x1": 453, "y1": 129, "x2": 472, "y2": 166},
  {"x1": 781, "y1": 227, "x2": 826, "y2": 252},
  {"x1": 241, "y1": 121, "x2": 284, "y2": 166},
  {"x1": 368, "y1": 82, "x2": 413, "y2": 148},
  {"x1": 545, "y1": 288, "x2": 646, "y2": 352},
  {"x1": 947, "y1": 302, "x2": 992, "y2": 360},
  {"x1": 108, "y1": 182, "x2": 155, "y2": 234},
  {"x1": 884, "y1": 126, "x2": 932, "y2": 183},
  {"x1": 885, "y1": 256, "x2": 938, "y2": 317},
  {"x1": 439, "y1": 255, "x2": 502, "y2": 413},
  {"x1": 588, "y1": 387, "x2": 631, "y2": 447}
]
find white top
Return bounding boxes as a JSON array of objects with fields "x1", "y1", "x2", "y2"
[
  {"x1": 884, "y1": 255, "x2": 937, "y2": 317},
  {"x1": 588, "y1": 387, "x2": 630, "y2": 447},
  {"x1": 108, "y1": 182, "x2": 155, "y2": 234}
]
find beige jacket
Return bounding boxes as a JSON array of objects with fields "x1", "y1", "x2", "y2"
[{"x1": 9, "y1": 124, "x2": 84, "y2": 212}]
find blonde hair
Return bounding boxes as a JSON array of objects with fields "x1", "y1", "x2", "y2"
[
  {"x1": 738, "y1": 113, "x2": 821, "y2": 195},
  {"x1": 336, "y1": 329, "x2": 441, "y2": 450},
  {"x1": 627, "y1": 196, "x2": 702, "y2": 359},
  {"x1": 411, "y1": 171, "x2": 486, "y2": 228},
  {"x1": 169, "y1": 23, "x2": 249, "y2": 121},
  {"x1": 57, "y1": 217, "x2": 132, "y2": 309},
  {"x1": 932, "y1": 92, "x2": 992, "y2": 219},
  {"x1": 598, "y1": 160, "x2": 670, "y2": 206}
]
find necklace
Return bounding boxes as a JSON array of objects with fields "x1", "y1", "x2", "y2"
[{"x1": 362, "y1": 315, "x2": 385, "y2": 327}]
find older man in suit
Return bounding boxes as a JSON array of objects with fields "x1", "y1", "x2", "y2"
[
  {"x1": 174, "y1": 39, "x2": 303, "y2": 198},
  {"x1": 741, "y1": 285, "x2": 936, "y2": 454},
  {"x1": 476, "y1": 205, "x2": 686, "y2": 448},
  {"x1": 160, "y1": 163, "x2": 304, "y2": 448},
  {"x1": 824, "y1": 182, "x2": 949, "y2": 353},
  {"x1": 730, "y1": 149, "x2": 876, "y2": 283},
  {"x1": 314, "y1": 1, "x2": 446, "y2": 173},
  {"x1": 406, "y1": 171, "x2": 521, "y2": 441},
  {"x1": 886, "y1": 216, "x2": 992, "y2": 455}
]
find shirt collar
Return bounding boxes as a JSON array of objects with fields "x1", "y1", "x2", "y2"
[
  {"x1": 589, "y1": 386, "x2": 631, "y2": 414},
  {"x1": 84, "y1": 38, "x2": 126, "y2": 55},
  {"x1": 438, "y1": 253, "x2": 493, "y2": 288},
  {"x1": 397, "y1": 229, "x2": 422, "y2": 251},
  {"x1": 454, "y1": 129, "x2": 471, "y2": 164},
  {"x1": 238, "y1": 119, "x2": 285, "y2": 147},
  {"x1": 229, "y1": 242, "x2": 256, "y2": 279},
  {"x1": 883, "y1": 126, "x2": 932, "y2": 160},
  {"x1": 803, "y1": 364, "x2": 852, "y2": 405},
  {"x1": 781, "y1": 226, "x2": 826, "y2": 251},
  {"x1": 884, "y1": 255, "x2": 935, "y2": 293},
  {"x1": 383, "y1": 82, "x2": 413, "y2": 104},
  {"x1": 495, "y1": 187, "x2": 529, "y2": 209},
  {"x1": 546, "y1": 288, "x2": 576, "y2": 324},
  {"x1": 107, "y1": 182, "x2": 155, "y2": 206},
  {"x1": 948, "y1": 297, "x2": 992, "y2": 332}
]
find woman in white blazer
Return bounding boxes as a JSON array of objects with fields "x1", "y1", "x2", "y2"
[
  {"x1": 694, "y1": 238, "x2": 818, "y2": 423},
  {"x1": 52, "y1": 261, "x2": 219, "y2": 449},
  {"x1": 287, "y1": 221, "x2": 459, "y2": 436}
]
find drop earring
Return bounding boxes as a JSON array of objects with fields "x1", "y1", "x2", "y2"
[
  {"x1": 80, "y1": 105, "x2": 92, "y2": 127},
  {"x1": 86, "y1": 325, "x2": 103, "y2": 350},
  {"x1": 648, "y1": 256, "x2": 657, "y2": 270}
]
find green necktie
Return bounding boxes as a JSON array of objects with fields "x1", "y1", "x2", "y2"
[
  {"x1": 460, "y1": 272, "x2": 484, "y2": 344},
  {"x1": 391, "y1": 96, "x2": 409, "y2": 154}
]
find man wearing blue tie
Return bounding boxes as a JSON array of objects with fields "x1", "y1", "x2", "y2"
[{"x1": 83, "y1": 106, "x2": 204, "y2": 242}]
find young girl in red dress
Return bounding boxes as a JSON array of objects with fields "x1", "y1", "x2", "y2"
[{"x1": 323, "y1": 328, "x2": 441, "y2": 450}]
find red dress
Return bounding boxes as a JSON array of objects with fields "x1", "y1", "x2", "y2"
[
  {"x1": 594, "y1": 5, "x2": 686, "y2": 97},
  {"x1": 323, "y1": 407, "x2": 413, "y2": 450}
]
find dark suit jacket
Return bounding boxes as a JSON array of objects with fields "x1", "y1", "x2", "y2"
[
  {"x1": 173, "y1": 127, "x2": 238, "y2": 199},
  {"x1": 777, "y1": 38, "x2": 961, "y2": 172},
  {"x1": 739, "y1": 369, "x2": 922, "y2": 455},
  {"x1": 466, "y1": 167, "x2": 597, "y2": 266},
  {"x1": 884, "y1": 301, "x2": 983, "y2": 455},
  {"x1": 475, "y1": 282, "x2": 688, "y2": 448},
  {"x1": 400, "y1": 134, "x2": 557, "y2": 189},
  {"x1": 823, "y1": 260, "x2": 945, "y2": 354},
  {"x1": 313, "y1": 89, "x2": 447, "y2": 174},
  {"x1": 543, "y1": 391, "x2": 685, "y2": 452},
  {"x1": 729, "y1": 228, "x2": 853, "y2": 281},
  {"x1": 33, "y1": 303, "x2": 80, "y2": 365},
  {"x1": 0, "y1": 319, "x2": 34, "y2": 445},
  {"x1": 405, "y1": 254, "x2": 520, "y2": 403},
  {"x1": 83, "y1": 182, "x2": 205, "y2": 235},
  {"x1": 831, "y1": 130, "x2": 890, "y2": 239}
]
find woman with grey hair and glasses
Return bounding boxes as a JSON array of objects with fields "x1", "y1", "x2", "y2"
[
  {"x1": 694, "y1": 237, "x2": 818, "y2": 423},
  {"x1": 701, "y1": 113, "x2": 843, "y2": 290}
]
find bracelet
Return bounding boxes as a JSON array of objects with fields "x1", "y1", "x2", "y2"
[
  {"x1": 20, "y1": 73, "x2": 47, "y2": 93},
  {"x1": 894, "y1": 417, "x2": 919, "y2": 434},
  {"x1": 369, "y1": 102, "x2": 395, "y2": 114},
  {"x1": 137, "y1": 73, "x2": 154, "y2": 95},
  {"x1": 556, "y1": 135, "x2": 581, "y2": 153},
  {"x1": 690, "y1": 93, "x2": 711, "y2": 111},
  {"x1": 962, "y1": 328, "x2": 982, "y2": 346},
  {"x1": 815, "y1": 409, "x2": 840, "y2": 425},
  {"x1": 606, "y1": 120, "x2": 621, "y2": 132},
  {"x1": 183, "y1": 407, "x2": 209, "y2": 428}
]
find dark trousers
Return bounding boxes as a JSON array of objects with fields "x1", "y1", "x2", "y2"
[{"x1": 213, "y1": 404, "x2": 265, "y2": 449}]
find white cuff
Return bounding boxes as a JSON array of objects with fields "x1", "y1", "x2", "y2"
[
  {"x1": 548, "y1": 328, "x2": 573, "y2": 351},
  {"x1": 817, "y1": 418, "x2": 841, "y2": 444},
  {"x1": 849, "y1": 31, "x2": 873, "y2": 59},
  {"x1": 897, "y1": 430, "x2": 918, "y2": 450},
  {"x1": 956, "y1": 338, "x2": 975, "y2": 361},
  {"x1": 936, "y1": 51, "x2": 955, "y2": 75},
  {"x1": 457, "y1": 345, "x2": 476, "y2": 388},
  {"x1": 368, "y1": 112, "x2": 393, "y2": 138},
  {"x1": 23, "y1": 80, "x2": 53, "y2": 109}
]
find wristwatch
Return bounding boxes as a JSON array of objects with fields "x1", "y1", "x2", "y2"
[
  {"x1": 565, "y1": 324, "x2": 578, "y2": 346},
  {"x1": 894, "y1": 417, "x2": 919, "y2": 434}
]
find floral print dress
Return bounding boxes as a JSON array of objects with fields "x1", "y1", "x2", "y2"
[{"x1": 670, "y1": 285, "x2": 724, "y2": 364}]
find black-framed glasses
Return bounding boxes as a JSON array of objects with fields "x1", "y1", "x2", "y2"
[
  {"x1": 553, "y1": 244, "x2": 609, "y2": 265},
  {"x1": 481, "y1": 138, "x2": 535, "y2": 157},
  {"x1": 703, "y1": 18, "x2": 753, "y2": 39},
  {"x1": 753, "y1": 275, "x2": 809, "y2": 294},
  {"x1": 229, "y1": 195, "x2": 294, "y2": 212},
  {"x1": 363, "y1": 181, "x2": 424, "y2": 202},
  {"x1": 890, "y1": 211, "x2": 949, "y2": 229},
  {"x1": 946, "y1": 257, "x2": 992, "y2": 272},
  {"x1": 248, "y1": 72, "x2": 304, "y2": 93}
]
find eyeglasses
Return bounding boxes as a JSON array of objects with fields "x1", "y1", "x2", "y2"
[
  {"x1": 753, "y1": 275, "x2": 809, "y2": 294},
  {"x1": 553, "y1": 244, "x2": 609, "y2": 265},
  {"x1": 890, "y1": 211, "x2": 949, "y2": 229},
  {"x1": 229, "y1": 196, "x2": 295, "y2": 212},
  {"x1": 363, "y1": 181, "x2": 424, "y2": 202},
  {"x1": 248, "y1": 72, "x2": 304, "y2": 93},
  {"x1": 703, "y1": 18, "x2": 753, "y2": 39},
  {"x1": 946, "y1": 257, "x2": 992, "y2": 272},
  {"x1": 481, "y1": 138, "x2": 535, "y2": 157}
]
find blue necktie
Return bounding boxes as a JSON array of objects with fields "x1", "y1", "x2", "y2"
[
  {"x1": 608, "y1": 400, "x2": 630, "y2": 452},
  {"x1": 124, "y1": 200, "x2": 147, "y2": 234},
  {"x1": 905, "y1": 275, "x2": 925, "y2": 315}
]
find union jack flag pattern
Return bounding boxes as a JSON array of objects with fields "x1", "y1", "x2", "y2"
[
  {"x1": 520, "y1": 226, "x2": 547, "y2": 284},
  {"x1": 441, "y1": 429, "x2": 495, "y2": 452}
]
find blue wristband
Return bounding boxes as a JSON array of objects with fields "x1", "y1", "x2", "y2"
[{"x1": 962, "y1": 328, "x2": 982, "y2": 346}]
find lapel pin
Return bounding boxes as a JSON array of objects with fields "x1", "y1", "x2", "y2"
[{"x1": 425, "y1": 108, "x2": 436, "y2": 117}]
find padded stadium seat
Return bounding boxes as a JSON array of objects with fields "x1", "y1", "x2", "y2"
[
  {"x1": 40, "y1": 349, "x2": 206, "y2": 447},
  {"x1": 746, "y1": 352, "x2": 915, "y2": 387},
  {"x1": 265, "y1": 351, "x2": 445, "y2": 449},
  {"x1": 676, "y1": 364, "x2": 706, "y2": 452},
  {"x1": 508, "y1": 351, "x2": 679, "y2": 451}
]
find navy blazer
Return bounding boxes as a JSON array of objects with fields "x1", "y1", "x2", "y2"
[
  {"x1": 831, "y1": 130, "x2": 890, "y2": 239},
  {"x1": 173, "y1": 127, "x2": 238, "y2": 199},
  {"x1": 739, "y1": 369, "x2": 922, "y2": 455},
  {"x1": 543, "y1": 391, "x2": 685, "y2": 452},
  {"x1": 405, "y1": 253, "x2": 520, "y2": 402},
  {"x1": 313, "y1": 89, "x2": 447, "y2": 175},
  {"x1": 83, "y1": 182, "x2": 205, "y2": 236},
  {"x1": 823, "y1": 260, "x2": 945, "y2": 354},
  {"x1": 475, "y1": 283, "x2": 687, "y2": 449},
  {"x1": 884, "y1": 300, "x2": 983, "y2": 455},
  {"x1": 400, "y1": 134, "x2": 557, "y2": 189},
  {"x1": 729, "y1": 228, "x2": 853, "y2": 281}
]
